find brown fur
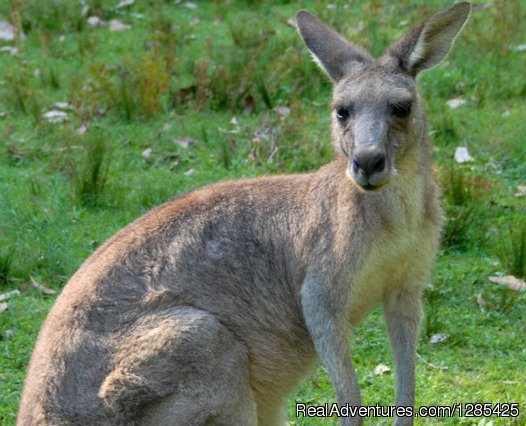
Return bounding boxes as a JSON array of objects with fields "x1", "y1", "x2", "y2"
[{"x1": 18, "y1": 3, "x2": 470, "y2": 426}]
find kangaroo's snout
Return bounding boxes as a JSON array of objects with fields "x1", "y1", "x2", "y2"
[
  {"x1": 353, "y1": 151, "x2": 385, "y2": 177},
  {"x1": 349, "y1": 149, "x2": 389, "y2": 190}
]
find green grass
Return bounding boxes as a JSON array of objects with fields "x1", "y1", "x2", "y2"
[{"x1": 1, "y1": 0, "x2": 525, "y2": 424}]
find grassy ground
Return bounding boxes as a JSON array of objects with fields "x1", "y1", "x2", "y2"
[{"x1": 0, "y1": 0, "x2": 525, "y2": 424}]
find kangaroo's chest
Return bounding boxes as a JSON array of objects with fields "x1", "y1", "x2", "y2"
[{"x1": 347, "y1": 222, "x2": 439, "y2": 324}]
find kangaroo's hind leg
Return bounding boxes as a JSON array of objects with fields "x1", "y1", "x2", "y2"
[{"x1": 98, "y1": 306, "x2": 257, "y2": 425}]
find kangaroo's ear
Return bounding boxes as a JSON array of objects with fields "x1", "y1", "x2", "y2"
[
  {"x1": 296, "y1": 10, "x2": 373, "y2": 82},
  {"x1": 385, "y1": 2, "x2": 470, "y2": 76}
]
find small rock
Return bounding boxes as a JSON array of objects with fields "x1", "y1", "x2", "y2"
[
  {"x1": 190, "y1": 17, "x2": 200, "y2": 27},
  {"x1": 373, "y1": 363, "x2": 391, "y2": 376},
  {"x1": 76, "y1": 125, "x2": 88, "y2": 136},
  {"x1": 230, "y1": 116, "x2": 239, "y2": 127},
  {"x1": 273, "y1": 105, "x2": 291, "y2": 118},
  {"x1": 142, "y1": 147, "x2": 153, "y2": 159},
  {"x1": 108, "y1": 19, "x2": 131, "y2": 32},
  {"x1": 52, "y1": 102, "x2": 75, "y2": 111},
  {"x1": 0, "y1": 46, "x2": 18, "y2": 55},
  {"x1": 42, "y1": 110, "x2": 69, "y2": 124},
  {"x1": 183, "y1": 2, "x2": 198, "y2": 9},
  {"x1": 30, "y1": 277, "x2": 56, "y2": 295},
  {"x1": 489, "y1": 275, "x2": 526, "y2": 291},
  {"x1": 501, "y1": 110, "x2": 511, "y2": 118},
  {"x1": 429, "y1": 333, "x2": 449, "y2": 344},
  {"x1": 5, "y1": 329, "x2": 15, "y2": 339},
  {"x1": 79, "y1": 0, "x2": 88, "y2": 16},
  {"x1": 173, "y1": 136, "x2": 196, "y2": 149},
  {"x1": 514, "y1": 185, "x2": 526, "y2": 197},
  {"x1": 87, "y1": 16, "x2": 105, "y2": 27},
  {"x1": 0, "y1": 20, "x2": 24, "y2": 41},
  {"x1": 513, "y1": 44, "x2": 526, "y2": 52},
  {"x1": 454, "y1": 146, "x2": 474, "y2": 163},
  {"x1": 0, "y1": 290, "x2": 21, "y2": 302},
  {"x1": 115, "y1": 0, "x2": 135, "y2": 8},
  {"x1": 184, "y1": 168, "x2": 196, "y2": 177},
  {"x1": 0, "y1": 302, "x2": 8, "y2": 313},
  {"x1": 446, "y1": 98, "x2": 466, "y2": 109}
]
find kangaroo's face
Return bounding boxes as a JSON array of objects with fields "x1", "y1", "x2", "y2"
[
  {"x1": 331, "y1": 66, "x2": 423, "y2": 190},
  {"x1": 296, "y1": 3, "x2": 470, "y2": 191}
]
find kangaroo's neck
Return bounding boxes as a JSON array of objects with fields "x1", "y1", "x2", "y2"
[
  {"x1": 323, "y1": 136, "x2": 439, "y2": 232},
  {"x1": 385, "y1": 136, "x2": 438, "y2": 228}
]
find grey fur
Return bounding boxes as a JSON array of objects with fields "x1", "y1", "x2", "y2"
[{"x1": 18, "y1": 3, "x2": 470, "y2": 426}]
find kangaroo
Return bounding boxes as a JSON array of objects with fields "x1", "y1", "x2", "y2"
[{"x1": 18, "y1": 3, "x2": 470, "y2": 425}]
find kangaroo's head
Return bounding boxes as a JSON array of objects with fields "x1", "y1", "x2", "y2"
[{"x1": 297, "y1": 3, "x2": 470, "y2": 191}]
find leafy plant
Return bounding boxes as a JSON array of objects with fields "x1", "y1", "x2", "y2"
[
  {"x1": 73, "y1": 129, "x2": 110, "y2": 205},
  {"x1": 423, "y1": 286, "x2": 444, "y2": 338},
  {"x1": 4, "y1": 61, "x2": 42, "y2": 123},
  {"x1": 496, "y1": 220, "x2": 526, "y2": 279},
  {"x1": 439, "y1": 168, "x2": 482, "y2": 248},
  {"x1": 0, "y1": 247, "x2": 14, "y2": 287}
]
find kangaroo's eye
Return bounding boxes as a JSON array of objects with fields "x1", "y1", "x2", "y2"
[
  {"x1": 336, "y1": 106, "x2": 351, "y2": 121},
  {"x1": 391, "y1": 101, "x2": 412, "y2": 119}
]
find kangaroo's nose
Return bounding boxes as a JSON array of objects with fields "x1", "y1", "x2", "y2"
[{"x1": 352, "y1": 152, "x2": 386, "y2": 177}]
